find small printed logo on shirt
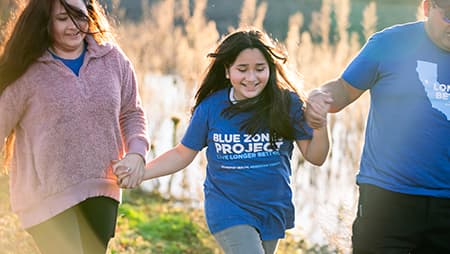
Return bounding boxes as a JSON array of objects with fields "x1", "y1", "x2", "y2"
[{"x1": 416, "y1": 60, "x2": 449, "y2": 120}]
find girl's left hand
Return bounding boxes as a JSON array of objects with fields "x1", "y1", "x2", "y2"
[{"x1": 305, "y1": 89, "x2": 333, "y2": 129}]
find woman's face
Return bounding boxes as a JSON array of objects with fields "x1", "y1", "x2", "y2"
[
  {"x1": 50, "y1": 0, "x2": 88, "y2": 58},
  {"x1": 226, "y1": 48, "x2": 270, "y2": 101}
]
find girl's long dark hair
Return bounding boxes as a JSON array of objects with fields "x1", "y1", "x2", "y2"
[
  {"x1": 0, "y1": 0, "x2": 114, "y2": 172},
  {"x1": 194, "y1": 27, "x2": 305, "y2": 148}
]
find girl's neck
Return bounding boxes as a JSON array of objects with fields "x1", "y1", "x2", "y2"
[{"x1": 229, "y1": 87, "x2": 238, "y2": 104}]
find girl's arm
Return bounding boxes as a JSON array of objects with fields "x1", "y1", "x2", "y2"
[
  {"x1": 114, "y1": 143, "x2": 198, "y2": 188},
  {"x1": 296, "y1": 125, "x2": 330, "y2": 166},
  {"x1": 143, "y1": 144, "x2": 198, "y2": 180}
]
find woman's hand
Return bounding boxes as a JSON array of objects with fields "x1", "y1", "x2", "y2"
[{"x1": 112, "y1": 153, "x2": 145, "y2": 189}]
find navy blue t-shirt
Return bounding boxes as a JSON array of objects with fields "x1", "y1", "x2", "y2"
[
  {"x1": 181, "y1": 88, "x2": 312, "y2": 240},
  {"x1": 342, "y1": 21, "x2": 450, "y2": 197},
  {"x1": 50, "y1": 46, "x2": 86, "y2": 76}
]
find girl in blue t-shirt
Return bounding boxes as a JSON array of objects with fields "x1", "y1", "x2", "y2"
[{"x1": 115, "y1": 27, "x2": 330, "y2": 254}]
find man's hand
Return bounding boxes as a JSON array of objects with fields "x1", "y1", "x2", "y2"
[{"x1": 305, "y1": 89, "x2": 333, "y2": 129}]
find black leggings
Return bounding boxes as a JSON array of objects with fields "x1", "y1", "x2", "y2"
[{"x1": 27, "y1": 196, "x2": 119, "y2": 254}]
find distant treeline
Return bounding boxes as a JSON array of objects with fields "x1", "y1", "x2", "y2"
[
  {"x1": 109, "y1": 0, "x2": 422, "y2": 43},
  {"x1": 0, "y1": 0, "x2": 422, "y2": 45}
]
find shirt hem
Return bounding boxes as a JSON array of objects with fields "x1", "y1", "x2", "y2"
[{"x1": 15, "y1": 178, "x2": 121, "y2": 228}]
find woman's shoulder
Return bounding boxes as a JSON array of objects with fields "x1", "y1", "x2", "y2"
[{"x1": 85, "y1": 36, "x2": 125, "y2": 59}]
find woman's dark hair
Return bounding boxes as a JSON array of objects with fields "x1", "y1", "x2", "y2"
[
  {"x1": 194, "y1": 27, "x2": 305, "y2": 149},
  {"x1": 0, "y1": 0, "x2": 114, "y2": 172}
]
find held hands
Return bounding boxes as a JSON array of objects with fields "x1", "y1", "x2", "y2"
[
  {"x1": 305, "y1": 89, "x2": 333, "y2": 129},
  {"x1": 112, "y1": 153, "x2": 145, "y2": 189}
]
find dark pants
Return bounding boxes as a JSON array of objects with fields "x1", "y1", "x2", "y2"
[
  {"x1": 352, "y1": 184, "x2": 450, "y2": 254},
  {"x1": 27, "y1": 196, "x2": 119, "y2": 254}
]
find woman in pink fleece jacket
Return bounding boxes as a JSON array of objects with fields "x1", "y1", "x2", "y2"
[{"x1": 0, "y1": 0, "x2": 149, "y2": 253}]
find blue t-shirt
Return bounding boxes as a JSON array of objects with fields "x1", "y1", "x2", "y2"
[
  {"x1": 49, "y1": 46, "x2": 86, "y2": 76},
  {"x1": 342, "y1": 21, "x2": 450, "y2": 197},
  {"x1": 181, "y1": 88, "x2": 312, "y2": 240}
]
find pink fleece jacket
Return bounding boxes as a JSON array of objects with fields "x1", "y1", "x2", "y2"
[{"x1": 0, "y1": 36, "x2": 149, "y2": 228}]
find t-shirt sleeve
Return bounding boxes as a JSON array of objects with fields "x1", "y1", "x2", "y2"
[
  {"x1": 290, "y1": 92, "x2": 313, "y2": 140},
  {"x1": 181, "y1": 103, "x2": 209, "y2": 151},
  {"x1": 342, "y1": 32, "x2": 383, "y2": 90}
]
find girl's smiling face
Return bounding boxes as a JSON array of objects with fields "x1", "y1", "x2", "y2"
[{"x1": 226, "y1": 48, "x2": 270, "y2": 101}]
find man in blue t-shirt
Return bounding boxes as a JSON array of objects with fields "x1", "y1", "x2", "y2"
[{"x1": 306, "y1": 0, "x2": 450, "y2": 253}]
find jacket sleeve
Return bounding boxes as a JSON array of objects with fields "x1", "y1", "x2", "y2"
[
  {"x1": 118, "y1": 50, "x2": 149, "y2": 160},
  {"x1": 0, "y1": 79, "x2": 29, "y2": 151}
]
